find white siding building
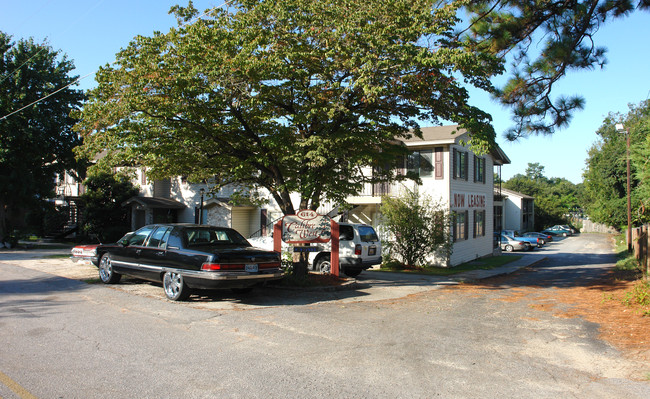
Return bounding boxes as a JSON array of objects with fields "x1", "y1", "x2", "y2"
[
  {"x1": 346, "y1": 125, "x2": 510, "y2": 266},
  {"x1": 57, "y1": 125, "x2": 511, "y2": 267}
]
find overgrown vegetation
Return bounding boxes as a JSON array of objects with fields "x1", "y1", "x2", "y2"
[
  {"x1": 80, "y1": 171, "x2": 138, "y2": 243},
  {"x1": 611, "y1": 233, "x2": 650, "y2": 316},
  {"x1": 583, "y1": 100, "x2": 650, "y2": 228},
  {"x1": 380, "y1": 189, "x2": 452, "y2": 268}
]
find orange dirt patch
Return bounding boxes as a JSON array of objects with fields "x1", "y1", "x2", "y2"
[{"x1": 454, "y1": 270, "x2": 650, "y2": 362}]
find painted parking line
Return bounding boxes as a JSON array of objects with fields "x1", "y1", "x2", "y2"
[{"x1": 0, "y1": 371, "x2": 38, "y2": 399}]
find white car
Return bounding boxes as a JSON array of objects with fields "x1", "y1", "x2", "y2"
[{"x1": 309, "y1": 223, "x2": 382, "y2": 277}]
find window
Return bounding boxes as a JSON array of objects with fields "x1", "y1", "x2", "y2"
[
  {"x1": 473, "y1": 210, "x2": 485, "y2": 238},
  {"x1": 474, "y1": 156, "x2": 486, "y2": 183},
  {"x1": 339, "y1": 225, "x2": 354, "y2": 241},
  {"x1": 185, "y1": 227, "x2": 250, "y2": 247},
  {"x1": 452, "y1": 149, "x2": 468, "y2": 180},
  {"x1": 128, "y1": 226, "x2": 154, "y2": 246},
  {"x1": 357, "y1": 225, "x2": 379, "y2": 242},
  {"x1": 407, "y1": 150, "x2": 433, "y2": 177},
  {"x1": 147, "y1": 227, "x2": 172, "y2": 248},
  {"x1": 453, "y1": 211, "x2": 468, "y2": 242}
]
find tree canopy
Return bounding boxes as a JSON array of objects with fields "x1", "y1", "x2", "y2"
[
  {"x1": 465, "y1": 0, "x2": 650, "y2": 139},
  {"x1": 81, "y1": 171, "x2": 139, "y2": 242},
  {"x1": 75, "y1": 0, "x2": 649, "y2": 217},
  {"x1": 503, "y1": 163, "x2": 583, "y2": 230},
  {"x1": 0, "y1": 32, "x2": 84, "y2": 236},
  {"x1": 76, "y1": 0, "x2": 501, "y2": 216},
  {"x1": 583, "y1": 100, "x2": 649, "y2": 227}
]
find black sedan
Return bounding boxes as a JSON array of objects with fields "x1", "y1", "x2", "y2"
[{"x1": 94, "y1": 224, "x2": 283, "y2": 301}]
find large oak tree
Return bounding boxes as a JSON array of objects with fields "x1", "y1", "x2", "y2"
[{"x1": 75, "y1": 0, "x2": 500, "y2": 217}]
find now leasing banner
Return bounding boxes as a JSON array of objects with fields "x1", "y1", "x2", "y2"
[
  {"x1": 451, "y1": 192, "x2": 487, "y2": 209},
  {"x1": 281, "y1": 210, "x2": 332, "y2": 244}
]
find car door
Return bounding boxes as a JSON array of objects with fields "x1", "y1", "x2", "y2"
[
  {"x1": 111, "y1": 226, "x2": 155, "y2": 276},
  {"x1": 137, "y1": 226, "x2": 173, "y2": 278}
]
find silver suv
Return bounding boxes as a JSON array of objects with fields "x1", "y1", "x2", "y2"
[{"x1": 309, "y1": 223, "x2": 382, "y2": 277}]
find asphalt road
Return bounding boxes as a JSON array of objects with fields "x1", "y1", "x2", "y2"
[{"x1": 1, "y1": 234, "x2": 649, "y2": 398}]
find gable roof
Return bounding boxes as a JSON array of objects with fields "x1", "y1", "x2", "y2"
[
  {"x1": 402, "y1": 125, "x2": 511, "y2": 166},
  {"x1": 122, "y1": 196, "x2": 186, "y2": 209}
]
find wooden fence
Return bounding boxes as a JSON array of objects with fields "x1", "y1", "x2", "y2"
[{"x1": 631, "y1": 224, "x2": 650, "y2": 277}]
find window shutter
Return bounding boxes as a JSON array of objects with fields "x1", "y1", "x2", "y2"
[
  {"x1": 463, "y1": 153, "x2": 468, "y2": 181},
  {"x1": 452, "y1": 148, "x2": 457, "y2": 179},
  {"x1": 473, "y1": 210, "x2": 477, "y2": 238},
  {"x1": 435, "y1": 147, "x2": 444, "y2": 179}
]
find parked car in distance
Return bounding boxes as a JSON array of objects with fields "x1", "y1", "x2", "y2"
[
  {"x1": 558, "y1": 224, "x2": 577, "y2": 234},
  {"x1": 521, "y1": 232, "x2": 553, "y2": 245},
  {"x1": 78, "y1": 224, "x2": 283, "y2": 301},
  {"x1": 309, "y1": 223, "x2": 382, "y2": 277},
  {"x1": 70, "y1": 244, "x2": 100, "y2": 264},
  {"x1": 499, "y1": 234, "x2": 533, "y2": 252},
  {"x1": 542, "y1": 225, "x2": 573, "y2": 237},
  {"x1": 501, "y1": 230, "x2": 542, "y2": 248}
]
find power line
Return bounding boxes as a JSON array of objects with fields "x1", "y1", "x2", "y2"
[
  {"x1": 0, "y1": 0, "x2": 233, "y2": 122},
  {"x1": 0, "y1": 0, "x2": 107, "y2": 86},
  {"x1": 0, "y1": 71, "x2": 93, "y2": 121}
]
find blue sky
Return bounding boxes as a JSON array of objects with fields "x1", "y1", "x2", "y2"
[{"x1": 2, "y1": 1, "x2": 649, "y2": 184}]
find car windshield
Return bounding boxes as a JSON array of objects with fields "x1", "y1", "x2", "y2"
[
  {"x1": 357, "y1": 226, "x2": 379, "y2": 242},
  {"x1": 185, "y1": 227, "x2": 251, "y2": 247}
]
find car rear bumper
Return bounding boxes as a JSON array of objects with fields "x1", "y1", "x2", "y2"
[
  {"x1": 181, "y1": 269, "x2": 284, "y2": 289},
  {"x1": 340, "y1": 256, "x2": 383, "y2": 270}
]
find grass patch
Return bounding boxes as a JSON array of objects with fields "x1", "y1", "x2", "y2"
[{"x1": 379, "y1": 255, "x2": 522, "y2": 276}]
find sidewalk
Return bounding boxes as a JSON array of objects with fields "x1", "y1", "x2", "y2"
[{"x1": 356, "y1": 253, "x2": 547, "y2": 288}]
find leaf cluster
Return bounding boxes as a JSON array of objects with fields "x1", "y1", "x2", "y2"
[
  {"x1": 80, "y1": 171, "x2": 139, "y2": 242},
  {"x1": 583, "y1": 100, "x2": 650, "y2": 227},
  {"x1": 380, "y1": 188, "x2": 452, "y2": 268},
  {"x1": 463, "y1": 0, "x2": 649, "y2": 139},
  {"x1": 0, "y1": 32, "x2": 84, "y2": 223}
]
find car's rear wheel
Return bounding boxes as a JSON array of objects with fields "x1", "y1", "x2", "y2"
[
  {"x1": 504, "y1": 245, "x2": 514, "y2": 252},
  {"x1": 163, "y1": 271, "x2": 190, "y2": 301},
  {"x1": 316, "y1": 257, "x2": 331, "y2": 274},
  {"x1": 99, "y1": 253, "x2": 121, "y2": 284}
]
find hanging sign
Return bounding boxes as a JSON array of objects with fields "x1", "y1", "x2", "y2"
[{"x1": 281, "y1": 210, "x2": 331, "y2": 244}]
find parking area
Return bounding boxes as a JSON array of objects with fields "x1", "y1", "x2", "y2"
[{"x1": 0, "y1": 243, "x2": 551, "y2": 310}]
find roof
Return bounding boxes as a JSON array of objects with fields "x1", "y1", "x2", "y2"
[
  {"x1": 122, "y1": 196, "x2": 186, "y2": 209},
  {"x1": 401, "y1": 125, "x2": 511, "y2": 165},
  {"x1": 498, "y1": 188, "x2": 535, "y2": 200}
]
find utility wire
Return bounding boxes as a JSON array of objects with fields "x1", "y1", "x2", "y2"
[
  {"x1": 0, "y1": 0, "x2": 232, "y2": 122},
  {"x1": 0, "y1": 0, "x2": 107, "y2": 86},
  {"x1": 0, "y1": 71, "x2": 93, "y2": 121}
]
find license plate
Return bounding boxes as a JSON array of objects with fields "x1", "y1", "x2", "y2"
[
  {"x1": 245, "y1": 264, "x2": 258, "y2": 272},
  {"x1": 368, "y1": 247, "x2": 376, "y2": 256}
]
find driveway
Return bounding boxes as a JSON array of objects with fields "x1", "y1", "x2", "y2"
[{"x1": 1, "y1": 234, "x2": 650, "y2": 398}]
